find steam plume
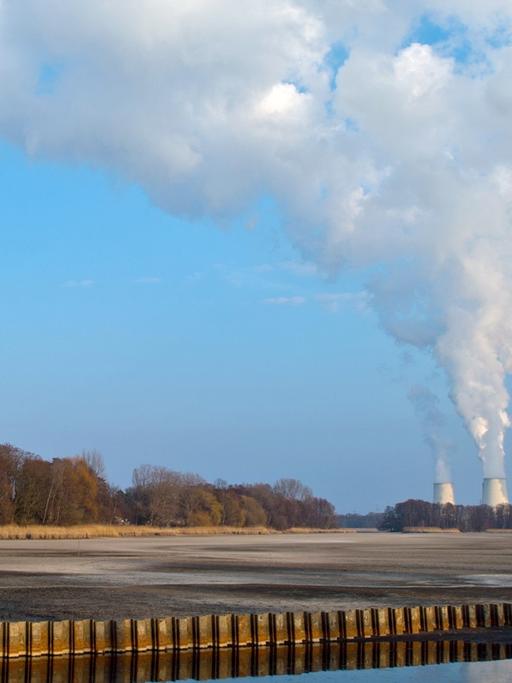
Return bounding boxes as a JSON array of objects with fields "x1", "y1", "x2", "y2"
[
  {"x1": 0, "y1": 2, "x2": 511, "y2": 476},
  {"x1": 408, "y1": 386, "x2": 452, "y2": 484}
]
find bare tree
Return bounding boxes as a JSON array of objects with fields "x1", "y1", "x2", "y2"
[
  {"x1": 80, "y1": 450, "x2": 106, "y2": 478},
  {"x1": 273, "y1": 478, "x2": 313, "y2": 502}
]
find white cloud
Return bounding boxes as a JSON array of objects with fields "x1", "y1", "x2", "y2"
[
  {"x1": 1, "y1": 1, "x2": 512, "y2": 478},
  {"x1": 256, "y1": 82, "x2": 310, "y2": 119}
]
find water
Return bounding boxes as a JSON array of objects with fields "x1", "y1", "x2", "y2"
[
  {"x1": 2, "y1": 639, "x2": 511, "y2": 682},
  {"x1": 307, "y1": 660, "x2": 512, "y2": 680}
]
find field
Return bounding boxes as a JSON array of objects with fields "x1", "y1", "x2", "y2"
[{"x1": 1, "y1": 531, "x2": 512, "y2": 621}]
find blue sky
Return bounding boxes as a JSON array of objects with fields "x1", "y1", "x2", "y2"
[
  {"x1": 1, "y1": 2, "x2": 511, "y2": 512},
  {"x1": 0, "y1": 141, "x2": 484, "y2": 512}
]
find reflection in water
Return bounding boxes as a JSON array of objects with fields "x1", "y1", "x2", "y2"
[
  {"x1": 464, "y1": 659, "x2": 512, "y2": 683},
  {"x1": 2, "y1": 639, "x2": 512, "y2": 682}
]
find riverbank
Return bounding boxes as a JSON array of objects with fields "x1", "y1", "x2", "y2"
[
  {"x1": 0, "y1": 525, "x2": 378, "y2": 540},
  {"x1": 1, "y1": 532, "x2": 512, "y2": 621}
]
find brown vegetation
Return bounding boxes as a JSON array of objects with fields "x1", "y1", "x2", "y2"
[
  {"x1": 402, "y1": 527, "x2": 460, "y2": 533},
  {"x1": 0, "y1": 525, "x2": 373, "y2": 540},
  {"x1": 337, "y1": 512, "x2": 384, "y2": 529},
  {"x1": 0, "y1": 443, "x2": 337, "y2": 531},
  {"x1": 380, "y1": 498, "x2": 512, "y2": 531},
  {"x1": 0, "y1": 524, "x2": 274, "y2": 540}
]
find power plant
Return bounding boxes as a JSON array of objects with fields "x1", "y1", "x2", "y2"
[
  {"x1": 482, "y1": 477, "x2": 509, "y2": 507},
  {"x1": 431, "y1": 477, "x2": 510, "y2": 507},
  {"x1": 433, "y1": 482, "x2": 455, "y2": 505}
]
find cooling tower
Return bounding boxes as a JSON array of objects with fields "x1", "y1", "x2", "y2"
[
  {"x1": 482, "y1": 478, "x2": 509, "y2": 507},
  {"x1": 433, "y1": 482, "x2": 455, "y2": 505}
]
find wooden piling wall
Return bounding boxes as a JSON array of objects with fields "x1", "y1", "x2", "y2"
[{"x1": 0, "y1": 603, "x2": 510, "y2": 659}]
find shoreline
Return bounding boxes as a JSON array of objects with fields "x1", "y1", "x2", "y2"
[{"x1": 0, "y1": 525, "x2": 379, "y2": 541}]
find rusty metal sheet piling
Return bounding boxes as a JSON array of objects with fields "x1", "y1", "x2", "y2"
[{"x1": 0, "y1": 602, "x2": 510, "y2": 658}]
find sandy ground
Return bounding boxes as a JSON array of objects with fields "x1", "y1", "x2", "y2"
[{"x1": 1, "y1": 532, "x2": 512, "y2": 621}]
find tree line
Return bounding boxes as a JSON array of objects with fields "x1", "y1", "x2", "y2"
[
  {"x1": 337, "y1": 512, "x2": 384, "y2": 529},
  {"x1": 379, "y1": 498, "x2": 512, "y2": 532},
  {"x1": 0, "y1": 443, "x2": 336, "y2": 529}
]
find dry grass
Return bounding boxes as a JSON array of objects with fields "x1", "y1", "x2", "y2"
[
  {"x1": 0, "y1": 525, "x2": 374, "y2": 540},
  {"x1": 485, "y1": 528, "x2": 512, "y2": 533},
  {"x1": 402, "y1": 526, "x2": 461, "y2": 533},
  {"x1": 287, "y1": 527, "x2": 380, "y2": 533},
  {"x1": 0, "y1": 524, "x2": 276, "y2": 540}
]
